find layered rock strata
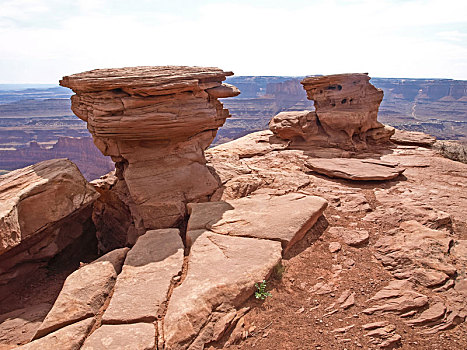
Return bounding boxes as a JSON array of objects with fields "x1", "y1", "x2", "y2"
[
  {"x1": 60, "y1": 66, "x2": 240, "y2": 235},
  {"x1": 305, "y1": 158, "x2": 405, "y2": 181},
  {"x1": 0, "y1": 159, "x2": 99, "y2": 298},
  {"x1": 269, "y1": 73, "x2": 394, "y2": 150}
]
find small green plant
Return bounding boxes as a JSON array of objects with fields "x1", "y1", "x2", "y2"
[{"x1": 254, "y1": 280, "x2": 271, "y2": 300}]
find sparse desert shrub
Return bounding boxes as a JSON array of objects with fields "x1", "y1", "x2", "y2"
[
  {"x1": 434, "y1": 141, "x2": 467, "y2": 164},
  {"x1": 254, "y1": 280, "x2": 271, "y2": 300}
]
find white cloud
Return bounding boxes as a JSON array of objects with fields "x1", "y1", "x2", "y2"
[
  {"x1": 436, "y1": 30, "x2": 467, "y2": 42},
  {"x1": 0, "y1": 0, "x2": 466, "y2": 82}
]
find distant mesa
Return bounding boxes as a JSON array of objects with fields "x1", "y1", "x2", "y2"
[{"x1": 0, "y1": 137, "x2": 113, "y2": 181}]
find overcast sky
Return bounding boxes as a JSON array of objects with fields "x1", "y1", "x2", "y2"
[{"x1": 1, "y1": 0, "x2": 466, "y2": 83}]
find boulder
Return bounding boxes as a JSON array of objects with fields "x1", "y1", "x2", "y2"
[
  {"x1": 61, "y1": 66, "x2": 240, "y2": 232},
  {"x1": 305, "y1": 158, "x2": 405, "y2": 181},
  {"x1": 390, "y1": 129, "x2": 436, "y2": 147},
  {"x1": 187, "y1": 192, "x2": 328, "y2": 252},
  {"x1": 268, "y1": 110, "x2": 320, "y2": 141},
  {"x1": 328, "y1": 227, "x2": 369, "y2": 246},
  {"x1": 164, "y1": 231, "x2": 282, "y2": 349},
  {"x1": 0, "y1": 159, "x2": 99, "y2": 293}
]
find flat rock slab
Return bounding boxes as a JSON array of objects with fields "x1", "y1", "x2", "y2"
[
  {"x1": 305, "y1": 158, "x2": 405, "y2": 181},
  {"x1": 390, "y1": 129, "x2": 436, "y2": 147},
  {"x1": 0, "y1": 303, "x2": 51, "y2": 346},
  {"x1": 35, "y1": 248, "x2": 129, "y2": 338},
  {"x1": 17, "y1": 318, "x2": 94, "y2": 350},
  {"x1": 81, "y1": 323, "x2": 155, "y2": 350},
  {"x1": 164, "y1": 231, "x2": 282, "y2": 349},
  {"x1": 102, "y1": 229, "x2": 183, "y2": 324},
  {"x1": 187, "y1": 193, "x2": 327, "y2": 251}
]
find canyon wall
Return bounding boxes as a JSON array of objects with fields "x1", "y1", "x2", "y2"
[{"x1": 0, "y1": 137, "x2": 113, "y2": 181}]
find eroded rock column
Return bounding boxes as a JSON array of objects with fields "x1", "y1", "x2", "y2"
[
  {"x1": 269, "y1": 73, "x2": 394, "y2": 149},
  {"x1": 60, "y1": 66, "x2": 240, "y2": 235}
]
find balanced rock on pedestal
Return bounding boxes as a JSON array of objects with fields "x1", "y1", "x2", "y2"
[
  {"x1": 269, "y1": 73, "x2": 394, "y2": 150},
  {"x1": 60, "y1": 66, "x2": 240, "y2": 237}
]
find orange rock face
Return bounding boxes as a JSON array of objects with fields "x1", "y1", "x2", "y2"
[
  {"x1": 60, "y1": 66, "x2": 240, "y2": 232},
  {"x1": 269, "y1": 73, "x2": 394, "y2": 149}
]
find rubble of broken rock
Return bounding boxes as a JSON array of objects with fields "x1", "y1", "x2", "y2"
[{"x1": 0, "y1": 69, "x2": 466, "y2": 350}]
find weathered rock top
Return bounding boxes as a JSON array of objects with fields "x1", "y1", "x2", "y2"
[
  {"x1": 63, "y1": 65, "x2": 241, "y2": 231},
  {"x1": 0, "y1": 158, "x2": 98, "y2": 255},
  {"x1": 60, "y1": 65, "x2": 235, "y2": 95},
  {"x1": 301, "y1": 73, "x2": 383, "y2": 115},
  {"x1": 269, "y1": 73, "x2": 391, "y2": 150}
]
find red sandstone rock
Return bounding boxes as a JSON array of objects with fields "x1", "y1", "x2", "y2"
[
  {"x1": 305, "y1": 158, "x2": 405, "y2": 181},
  {"x1": 102, "y1": 229, "x2": 183, "y2": 324},
  {"x1": 0, "y1": 159, "x2": 99, "y2": 295},
  {"x1": 269, "y1": 73, "x2": 394, "y2": 150},
  {"x1": 61, "y1": 66, "x2": 239, "y2": 232},
  {"x1": 90, "y1": 172, "x2": 136, "y2": 253},
  {"x1": 163, "y1": 231, "x2": 282, "y2": 349},
  {"x1": 374, "y1": 221, "x2": 455, "y2": 287},
  {"x1": 187, "y1": 193, "x2": 328, "y2": 252},
  {"x1": 34, "y1": 248, "x2": 128, "y2": 339},
  {"x1": 81, "y1": 323, "x2": 156, "y2": 350},
  {"x1": 390, "y1": 129, "x2": 436, "y2": 147},
  {"x1": 16, "y1": 318, "x2": 94, "y2": 350},
  {"x1": 301, "y1": 74, "x2": 388, "y2": 147}
]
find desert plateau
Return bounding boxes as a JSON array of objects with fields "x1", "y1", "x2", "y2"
[{"x1": 0, "y1": 65, "x2": 465, "y2": 350}]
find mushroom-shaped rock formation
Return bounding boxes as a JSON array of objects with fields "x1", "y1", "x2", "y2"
[
  {"x1": 60, "y1": 66, "x2": 240, "y2": 233},
  {"x1": 269, "y1": 73, "x2": 394, "y2": 150}
]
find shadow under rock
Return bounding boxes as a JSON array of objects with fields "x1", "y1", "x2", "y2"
[{"x1": 283, "y1": 215, "x2": 329, "y2": 260}]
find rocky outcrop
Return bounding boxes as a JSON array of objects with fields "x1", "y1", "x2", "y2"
[
  {"x1": 60, "y1": 66, "x2": 240, "y2": 237},
  {"x1": 17, "y1": 318, "x2": 95, "y2": 350},
  {"x1": 0, "y1": 159, "x2": 99, "y2": 298},
  {"x1": 81, "y1": 323, "x2": 156, "y2": 350},
  {"x1": 164, "y1": 231, "x2": 282, "y2": 349},
  {"x1": 269, "y1": 73, "x2": 394, "y2": 150}
]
